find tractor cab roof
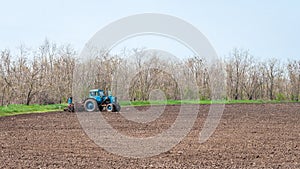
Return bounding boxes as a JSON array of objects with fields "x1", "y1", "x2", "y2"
[
  {"x1": 89, "y1": 89, "x2": 113, "y2": 97},
  {"x1": 89, "y1": 89, "x2": 103, "y2": 92}
]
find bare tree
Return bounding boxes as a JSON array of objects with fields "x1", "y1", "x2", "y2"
[
  {"x1": 0, "y1": 49, "x2": 14, "y2": 105},
  {"x1": 226, "y1": 48, "x2": 251, "y2": 100},
  {"x1": 287, "y1": 60, "x2": 300, "y2": 101},
  {"x1": 263, "y1": 58, "x2": 283, "y2": 100},
  {"x1": 186, "y1": 55, "x2": 210, "y2": 100},
  {"x1": 241, "y1": 59, "x2": 262, "y2": 100}
]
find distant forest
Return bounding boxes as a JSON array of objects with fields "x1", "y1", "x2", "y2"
[{"x1": 0, "y1": 40, "x2": 299, "y2": 105}]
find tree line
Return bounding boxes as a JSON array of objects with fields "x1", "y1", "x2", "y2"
[
  {"x1": 0, "y1": 40, "x2": 75, "y2": 105},
  {"x1": 1, "y1": 41, "x2": 299, "y2": 106}
]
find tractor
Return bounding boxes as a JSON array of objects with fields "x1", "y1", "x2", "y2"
[{"x1": 83, "y1": 89, "x2": 121, "y2": 112}]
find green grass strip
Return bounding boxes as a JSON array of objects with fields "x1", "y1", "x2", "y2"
[
  {"x1": 0, "y1": 104, "x2": 67, "y2": 117},
  {"x1": 119, "y1": 99, "x2": 296, "y2": 107}
]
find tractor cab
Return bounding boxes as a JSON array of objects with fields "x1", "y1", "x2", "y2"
[
  {"x1": 89, "y1": 89, "x2": 104, "y2": 101},
  {"x1": 88, "y1": 89, "x2": 112, "y2": 103}
]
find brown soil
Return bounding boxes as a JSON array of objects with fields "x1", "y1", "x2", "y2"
[{"x1": 0, "y1": 103, "x2": 299, "y2": 168}]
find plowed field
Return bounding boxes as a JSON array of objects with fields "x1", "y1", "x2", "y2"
[{"x1": 0, "y1": 103, "x2": 299, "y2": 168}]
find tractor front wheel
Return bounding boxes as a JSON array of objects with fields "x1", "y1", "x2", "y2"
[
  {"x1": 84, "y1": 99, "x2": 98, "y2": 112},
  {"x1": 106, "y1": 104, "x2": 114, "y2": 112}
]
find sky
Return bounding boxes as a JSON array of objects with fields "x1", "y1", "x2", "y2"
[{"x1": 0, "y1": 0, "x2": 299, "y2": 61}]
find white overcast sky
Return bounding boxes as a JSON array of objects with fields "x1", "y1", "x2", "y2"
[{"x1": 0, "y1": 0, "x2": 299, "y2": 61}]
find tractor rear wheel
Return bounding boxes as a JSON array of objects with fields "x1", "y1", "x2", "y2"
[{"x1": 84, "y1": 99, "x2": 98, "y2": 112}]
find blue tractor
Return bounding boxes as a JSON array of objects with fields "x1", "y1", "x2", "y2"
[{"x1": 83, "y1": 89, "x2": 121, "y2": 112}]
